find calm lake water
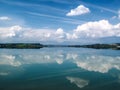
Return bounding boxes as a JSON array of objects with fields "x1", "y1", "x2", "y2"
[{"x1": 0, "y1": 48, "x2": 120, "y2": 90}]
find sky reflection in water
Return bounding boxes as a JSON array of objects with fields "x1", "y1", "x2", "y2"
[{"x1": 0, "y1": 48, "x2": 120, "y2": 90}]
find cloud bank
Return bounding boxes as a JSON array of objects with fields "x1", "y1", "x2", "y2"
[
  {"x1": 0, "y1": 17, "x2": 120, "y2": 43},
  {"x1": 0, "y1": 25, "x2": 22, "y2": 39},
  {"x1": 73, "y1": 20, "x2": 120, "y2": 38}
]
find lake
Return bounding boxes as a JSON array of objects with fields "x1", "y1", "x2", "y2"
[{"x1": 0, "y1": 48, "x2": 120, "y2": 90}]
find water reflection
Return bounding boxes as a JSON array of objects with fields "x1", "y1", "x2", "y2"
[
  {"x1": 75, "y1": 55, "x2": 120, "y2": 73},
  {"x1": 0, "y1": 48, "x2": 120, "y2": 90},
  {"x1": 0, "y1": 48, "x2": 120, "y2": 74},
  {"x1": 0, "y1": 72, "x2": 9, "y2": 76},
  {"x1": 66, "y1": 76, "x2": 89, "y2": 88},
  {"x1": 0, "y1": 54, "x2": 21, "y2": 66}
]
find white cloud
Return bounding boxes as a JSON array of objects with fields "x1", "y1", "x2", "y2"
[
  {"x1": 0, "y1": 25, "x2": 22, "y2": 39},
  {"x1": 20, "y1": 29, "x2": 54, "y2": 42},
  {"x1": 66, "y1": 76, "x2": 89, "y2": 88},
  {"x1": 0, "y1": 16, "x2": 11, "y2": 21},
  {"x1": 66, "y1": 5, "x2": 90, "y2": 16},
  {"x1": 55, "y1": 28, "x2": 66, "y2": 39},
  {"x1": 20, "y1": 28, "x2": 67, "y2": 42},
  {"x1": 10, "y1": 25, "x2": 22, "y2": 31},
  {"x1": 0, "y1": 20, "x2": 120, "y2": 43},
  {"x1": 72, "y1": 20, "x2": 120, "y2": 39},
  {"x1": 55, "y1": 28, "x2": 64, "y2": 35}
]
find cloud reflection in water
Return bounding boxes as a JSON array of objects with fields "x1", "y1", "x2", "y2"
[
  {"x1": 66, "y1": 76, "x2": 89, "y2": 88},
  {"x1": 0, "y1": 49, "x2": 120, "y2": 74}
]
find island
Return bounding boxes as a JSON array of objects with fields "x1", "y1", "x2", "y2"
[
  {"x1": 0, "y1": 43, "x2": 43, "y2": 49},
  {"x1": 76, "y1": 43, "x2": 120, "y2": 50},
  {"x1": 0, "y1": 43, "x2": 120, "y2": 50}
]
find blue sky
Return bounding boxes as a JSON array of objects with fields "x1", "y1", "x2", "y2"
[{"x1": 0, "y1": 0, "x2": 120, "y2": 44}]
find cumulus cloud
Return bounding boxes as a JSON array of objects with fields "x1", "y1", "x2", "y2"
[
  {"x1": 66, "y1": 5, "x2": 90, "y2": 16},
  {"x1": 72, "y1": 20, "x2": 120, "y2": 39},
  {"x1": 0, "y1": 25, "x2": 22, "y2": 39},
  {"x1": 0, "y1": 20, "x2": 120, "y2": 43},
  {"x1": 66, "y1": 76, "x2": 89, "y2": 88},
  {"x1": 10, "y1": 25, "x2": 22, "y2": 31},
  {"x1": 55, "y1": 28, "x2": 65, "y2": 39},
  {"x1": 0, "y1": 16, "x2": 11, "y2": 21},
  {"x1": 20, "y1": 28, "x2": 66, "y2": 42},
  {"x1": 21, "y1": 29, "x2": 52, "y2": 41}
]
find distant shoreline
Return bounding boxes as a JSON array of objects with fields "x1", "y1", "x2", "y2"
[{"x1": 0, "y1": 43, "x2": 120, "y2": 50}]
